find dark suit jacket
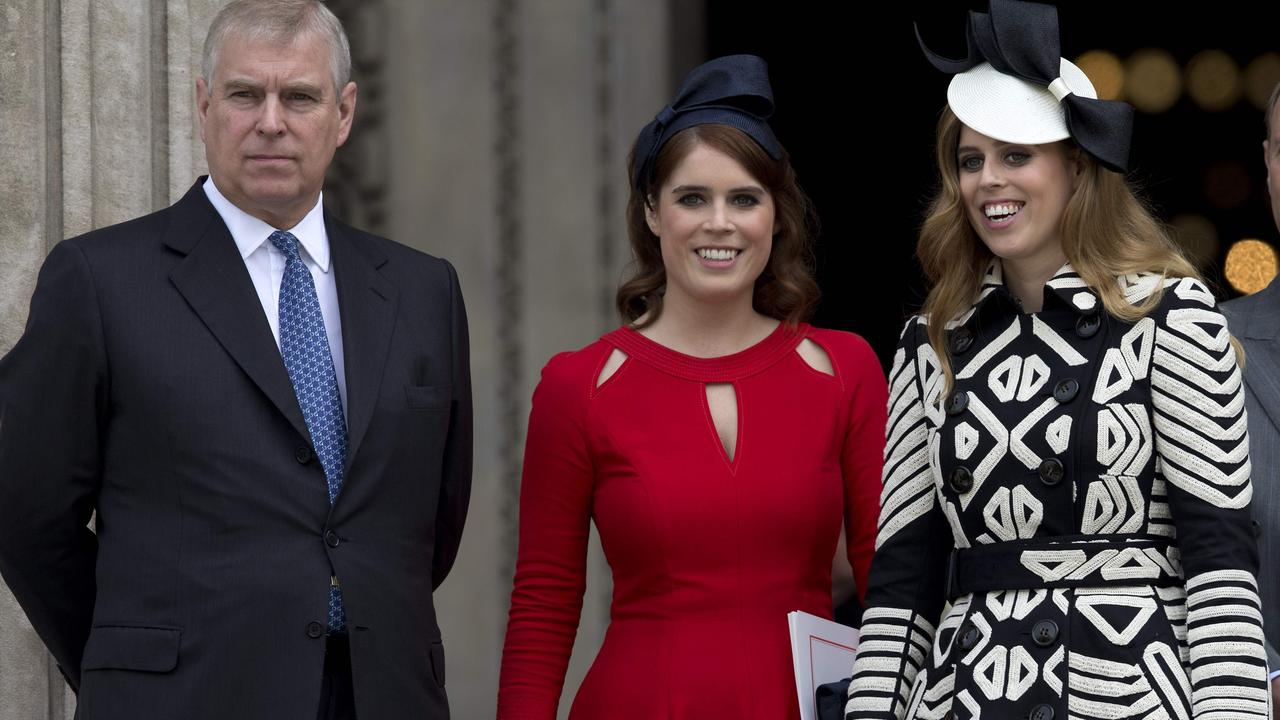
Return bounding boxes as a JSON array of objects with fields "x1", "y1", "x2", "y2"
[
  {"x1": 0, "y1": 179, "x2": 472, "y2": 719},
  {"x1": 1222, "y1": 279, "x2": 1280, "y2": 673}
]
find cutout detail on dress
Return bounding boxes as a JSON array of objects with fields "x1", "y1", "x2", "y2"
[
  {"x1": 597, "y1": 348, "x2": 628, "y2": 388},
  {"x1": 797, "y1": 338, "x2": 834, "y2": 376},
  {"x1": 706, "y1": 382, "x2": 738, "y2": 461}
]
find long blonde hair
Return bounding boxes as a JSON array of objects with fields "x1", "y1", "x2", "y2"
[{"x1": 919, "y1": 107, "x2": 1212, "y2": 396}]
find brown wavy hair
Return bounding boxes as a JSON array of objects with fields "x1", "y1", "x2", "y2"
[
  {"x1": 919, "y1": 106, "x2": 1213, "y2": 397},
  {"x1": 617, "y1": 124, "x2": 820, "y2": 327}
]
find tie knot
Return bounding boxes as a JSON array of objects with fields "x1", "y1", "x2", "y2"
[{"x1": 269, "y1": 230, "x2": 301, "y2": 261}]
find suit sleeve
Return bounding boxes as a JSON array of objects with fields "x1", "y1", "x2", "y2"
[
  {"x1": 0, "y1": 241, "x2": 107, "y2": 691},
  {"x1": 496, "y1": 353, "x2": 594, "y2": 719},
  {"x1": 1149, "y1": 279, "x2": 1270, "y2": 718},
  {"x1": 846, "y1": 317, "x2": 953, "y2": 720},
  {"x1": 431, "y1": 260, "x2": 473, "y2": 589},
  {"x1": 836, "y1": 334, "x2": 888, "y2": 603}
]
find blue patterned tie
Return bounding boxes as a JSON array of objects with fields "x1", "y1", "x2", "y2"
[{"x1": 269, "y1": 230, "x2": 348, "y2": 633}]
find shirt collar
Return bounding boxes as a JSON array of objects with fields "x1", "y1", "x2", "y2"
[
  {"x1": 202, "y1": 176, "x2": 331, "y2": 273},
  {"x1": 951, "y1": 258, "x2": 1099, "y2": 328}
]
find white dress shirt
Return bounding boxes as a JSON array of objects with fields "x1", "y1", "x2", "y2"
[{"x1": 202, "y1": 177, "x2": 348, "y2": 415}]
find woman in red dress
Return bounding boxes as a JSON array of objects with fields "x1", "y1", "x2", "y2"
[{"x1": 496, "y1": 55, "x2": 887, "y2": 719}]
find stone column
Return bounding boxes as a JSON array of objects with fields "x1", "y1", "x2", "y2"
[
  {"x1": 372, "y1": 1, "x2": 672, "y2": 716},
  {"x1": 0, "y1": 1, "x2": 221, "y2": 717}
]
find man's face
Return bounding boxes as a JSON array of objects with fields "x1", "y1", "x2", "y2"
[
  {"x1": 196, "y1": 31, "x2": 356, "y2": 228},
  {"x1": 1268, "y1": 104, "x2": 1280, "y2": 233}
]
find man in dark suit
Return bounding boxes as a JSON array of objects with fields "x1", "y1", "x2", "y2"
[
  {"x1": 1222, "y1": 80, "x2": 1280, "y2": 715},
  {"x1": 0, "y1": 1, "x2": 471, "y2": 718}
]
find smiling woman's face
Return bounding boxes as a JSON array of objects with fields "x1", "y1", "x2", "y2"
[
  {"x1": 645, "y1": 141, "x2": 776, "y2": 310},
  {"x1": 957, "y1": 124, "x2": 1079, "y2": 267}
]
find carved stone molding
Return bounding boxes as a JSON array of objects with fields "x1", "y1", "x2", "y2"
[
  {"x1": 493, "y1": 0, "x2": 523, "y2": 584},
  {"x1": 325, "y1": 0, "x2": 389, "y2": 235}
]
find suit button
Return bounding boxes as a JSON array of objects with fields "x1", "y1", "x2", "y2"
[
  {"x1": 950, "y1": 328, "x2": 974, "y2": 355},
  {"x1": 1029, "y1": 703, "x2": 1054, "y2": 720},
  {"x1": 1038, "y1": 458, "x2": 1064, "y2": 486},
  {"x1": 306, "y1": 621, "x2": 324, "y2": 639},
  {"x1": 325, "y1": 530, "x2": 340, "y2": 548},
  {"x1": 1075, "y1": 313, "x2": 1101, "y2": 338},
  {"x1": 1052, "y1": 379, "x2": 1079, "y2": 403},
  {"x1": 295, "y1": 445, "x2": 313, "y2": 464},
  {"x1": 1032, "y1": 619, "x2": 1059, "y2": 647},
  {"x1": 957, "y1": 621, "x2": 981, "y2": 650},
  {"x1": 942, "y1": 713, "x2": 953, "y2": 720},
  {"x1": 946, "y1": 391, "x2": 969, "y2": 416},
  {"x1": 949, "y1": 466, "x2": 974, "y2": 493},
  {"x1": 1253, "y1": 519, "x2": 1262, "y2": 538}
]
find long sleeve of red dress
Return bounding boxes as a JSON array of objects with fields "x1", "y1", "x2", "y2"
[
  {"x1": 836, "y1": 332, "x2": 890, "y2": 600},
  {"x1": 497, "y1": 323, "x2": 887, "y2": 720},
  {"x1": 496, "y1": 347, "x2": 595, "y2": 716}
]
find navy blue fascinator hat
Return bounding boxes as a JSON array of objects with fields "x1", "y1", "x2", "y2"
[
  {"x1": 917, "y1": 0, "x2": 1134, "y2": 173},
  {"x1": 631, "y1": 54, "x2": 782, "y2": 195}
]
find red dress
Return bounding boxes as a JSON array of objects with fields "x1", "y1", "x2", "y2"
[{"x1": 496, "y1": 323, "x2": 887, "y2": 719}]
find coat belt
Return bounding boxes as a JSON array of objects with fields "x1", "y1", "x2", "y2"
[{"x1": 946, "y1": 534, "x2": 1180, "y2": 600}]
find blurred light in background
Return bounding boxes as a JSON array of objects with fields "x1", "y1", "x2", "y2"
[
  {"x1": 1170, "y1": 214, "x2": 1220, "y2": 269},
  {"x1": 1245, "y1": 52, "x2": 1280, "y2": 112},
  {"x1": 1225, "y1": 239, "x2": 1278, "y2": 294},
  {"x1": 1203, "y1": 160, "x2": 1253, "y2": 210},
  {"x1": 1186, "y1": 50, "x2": 1242, "y2": 111},
  {"x1": 1076, "y1": 50, "x2": 1125, "y2": 101},
  {"x1": 1126, "y1": 49, "x2": 1182, "y2": 113}
]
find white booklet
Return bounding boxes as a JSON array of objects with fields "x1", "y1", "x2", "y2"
[{"x1": 788, "y1": 610, "x2": 859, "y2": 720}]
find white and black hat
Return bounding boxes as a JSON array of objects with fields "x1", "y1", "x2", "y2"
[{"x1": 918, "y1": 0, "x2": 1134, "y2": 173}]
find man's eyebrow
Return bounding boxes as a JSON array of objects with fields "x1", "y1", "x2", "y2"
[
  {"x1": 218, "y1": 79, "x2": 327, "y2": 98},
  {"x1": 282, "y1": 82, "x2": 326, "y2": 97},
  {"x1": 221, "y1": 78, "x2": 262, "y2": 92}
]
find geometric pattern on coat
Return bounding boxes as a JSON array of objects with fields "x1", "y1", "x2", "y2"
[{"x1": 847, "y1": 262, "x2": 1270, "y2": 719}]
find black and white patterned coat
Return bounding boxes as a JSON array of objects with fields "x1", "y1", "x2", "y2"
[{"x1": 846, "y1": 262, "x2": 1269, "y2": 720}]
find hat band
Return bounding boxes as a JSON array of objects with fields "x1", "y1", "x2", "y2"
[{"x1": 1048, "y1": 77, "x2": 1073, "y2": 102}]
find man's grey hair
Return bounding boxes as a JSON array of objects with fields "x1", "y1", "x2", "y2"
[
  {"x1": 202, "y1": 0, "x2": 352, "y2": 97},
  {"x1": 1267, "y1": 81, "x2": 1280, "y2": 140}
]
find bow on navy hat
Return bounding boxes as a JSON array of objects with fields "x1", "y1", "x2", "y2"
[
  {"x1": 631, "y1": 54, "x2": 782, "y2": 194},
  {"x1": 917, "y1": 0, "x2": 1134, "y2": 173}
]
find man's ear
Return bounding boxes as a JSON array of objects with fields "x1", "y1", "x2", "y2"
[
  {"x1": 196, "y1": 77, "x2": 210, "y2": 143},
  {"x1": 335, "y1": 81, "x2": 358, "y2": 147}
]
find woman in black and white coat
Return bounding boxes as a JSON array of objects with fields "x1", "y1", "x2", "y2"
[{"x1": 846, "y1": 2, "x2": 1270, "y2": 719}]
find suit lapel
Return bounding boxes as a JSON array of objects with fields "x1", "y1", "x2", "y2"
[
  {"x1": 328, "y1": 215, "x2": 398, "y2": 470},
  {"x1": 1233, "y1": 278, "x2": 1280, "y2": 436},
  {"x1": 165, "y1": 181, "x2": 312, "y2": 444}
]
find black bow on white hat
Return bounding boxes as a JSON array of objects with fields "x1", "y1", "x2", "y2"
[{"x1": 918, "y1": 0, "x2": 1134, "y2": 173}]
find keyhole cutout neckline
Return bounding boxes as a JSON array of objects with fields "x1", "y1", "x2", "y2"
[
  {"x1": 605, "y1": 323, "x2": 825, "y2": 468},
  {"x1": 704, "y1": 382, "x2": 739, "y2": 461}
]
